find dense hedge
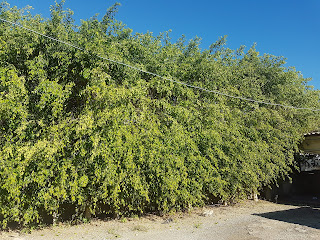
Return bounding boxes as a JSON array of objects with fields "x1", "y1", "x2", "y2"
[{"x1": 0, "y1": 1, "x2": 320, "y2": 227}]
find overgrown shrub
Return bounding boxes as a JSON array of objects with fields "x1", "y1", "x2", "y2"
[{"x1": 0, "y1": 1, "x2": 319, "y2": 227}]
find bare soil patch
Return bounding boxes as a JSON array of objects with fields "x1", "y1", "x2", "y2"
[{"x1": 1, "y1": 200, "x2": 320, "y2": 240}]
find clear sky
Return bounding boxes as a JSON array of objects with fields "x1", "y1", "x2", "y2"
[{"x1": 5, "y1": 0, "x2": 320, "y2": 89}]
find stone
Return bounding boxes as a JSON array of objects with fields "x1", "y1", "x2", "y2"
[{"x1": 201, "y1": 209, "x2": 214, "y2": 217}]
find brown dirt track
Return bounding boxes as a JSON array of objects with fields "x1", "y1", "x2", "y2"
[{"x1": 1, "y1": 200, "x2": 320, "y2": 240}]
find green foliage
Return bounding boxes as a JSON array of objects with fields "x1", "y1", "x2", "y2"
[{"x1": 0, "y1": 1, "x2": 320, "y2": 227}]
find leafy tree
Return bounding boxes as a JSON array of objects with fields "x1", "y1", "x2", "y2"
[{"x1": 0, "y1": 1, "x2": 319, "y2": 227}]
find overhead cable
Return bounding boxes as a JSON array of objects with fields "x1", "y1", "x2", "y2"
[{"x1": 0, "y1": 17, "x2": 319, "y2": 112}]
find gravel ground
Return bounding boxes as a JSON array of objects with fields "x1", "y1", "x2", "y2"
[{"x1": 1, "y1": 200, "x2": 320, "y2": 240}]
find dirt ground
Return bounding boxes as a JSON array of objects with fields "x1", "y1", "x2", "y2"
[{"x1": 1, "y1": 200, "x2": 320, "y2": 240}]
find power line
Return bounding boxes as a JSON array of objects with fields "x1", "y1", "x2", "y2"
[{"x1": 1, "y1": 17, "x2": 320, "y2": 112}]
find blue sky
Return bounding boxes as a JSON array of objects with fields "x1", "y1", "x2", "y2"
[{"x1": 6, "y1": 0, "x2": 320, "y2": 89}]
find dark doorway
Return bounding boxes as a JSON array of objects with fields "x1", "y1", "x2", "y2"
[{"x1": 261, "y1": 170, "x2": 320, "y2": 207}]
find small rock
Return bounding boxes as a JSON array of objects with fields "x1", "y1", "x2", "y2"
[
  {"x1": 162, "y1": 218, "x2": 173, "y2": 224},
  {"x1": 200, "y1": 210, "x2": 214, "y2": 217},
  {"x1": 294, "y1": 227, "x2": 307, "y2": 233}
]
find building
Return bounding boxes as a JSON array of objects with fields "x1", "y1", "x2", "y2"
[{"x1": 299, "y1": 132, "x2": 320, "y2": 171}]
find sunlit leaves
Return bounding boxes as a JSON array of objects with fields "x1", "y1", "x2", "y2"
[{"x1": 0, "y1": 0, "x2": 319, "y2": 227}]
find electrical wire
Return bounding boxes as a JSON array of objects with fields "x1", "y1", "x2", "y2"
[{"x1": 0, "y1": 17, "x2": 319, "y2": 112}]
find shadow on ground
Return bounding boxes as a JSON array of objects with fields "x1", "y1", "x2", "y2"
[{"x1": 254, "y1": 206, "x2": 320, "y2": 230}]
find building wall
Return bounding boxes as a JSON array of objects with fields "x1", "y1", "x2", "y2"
[
  {"x1": 300, "y1": 134, "x2": 320, "y2": 154},
  {"x1": 299, "y1": 134, "x2": 320, "y2": 171}
]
